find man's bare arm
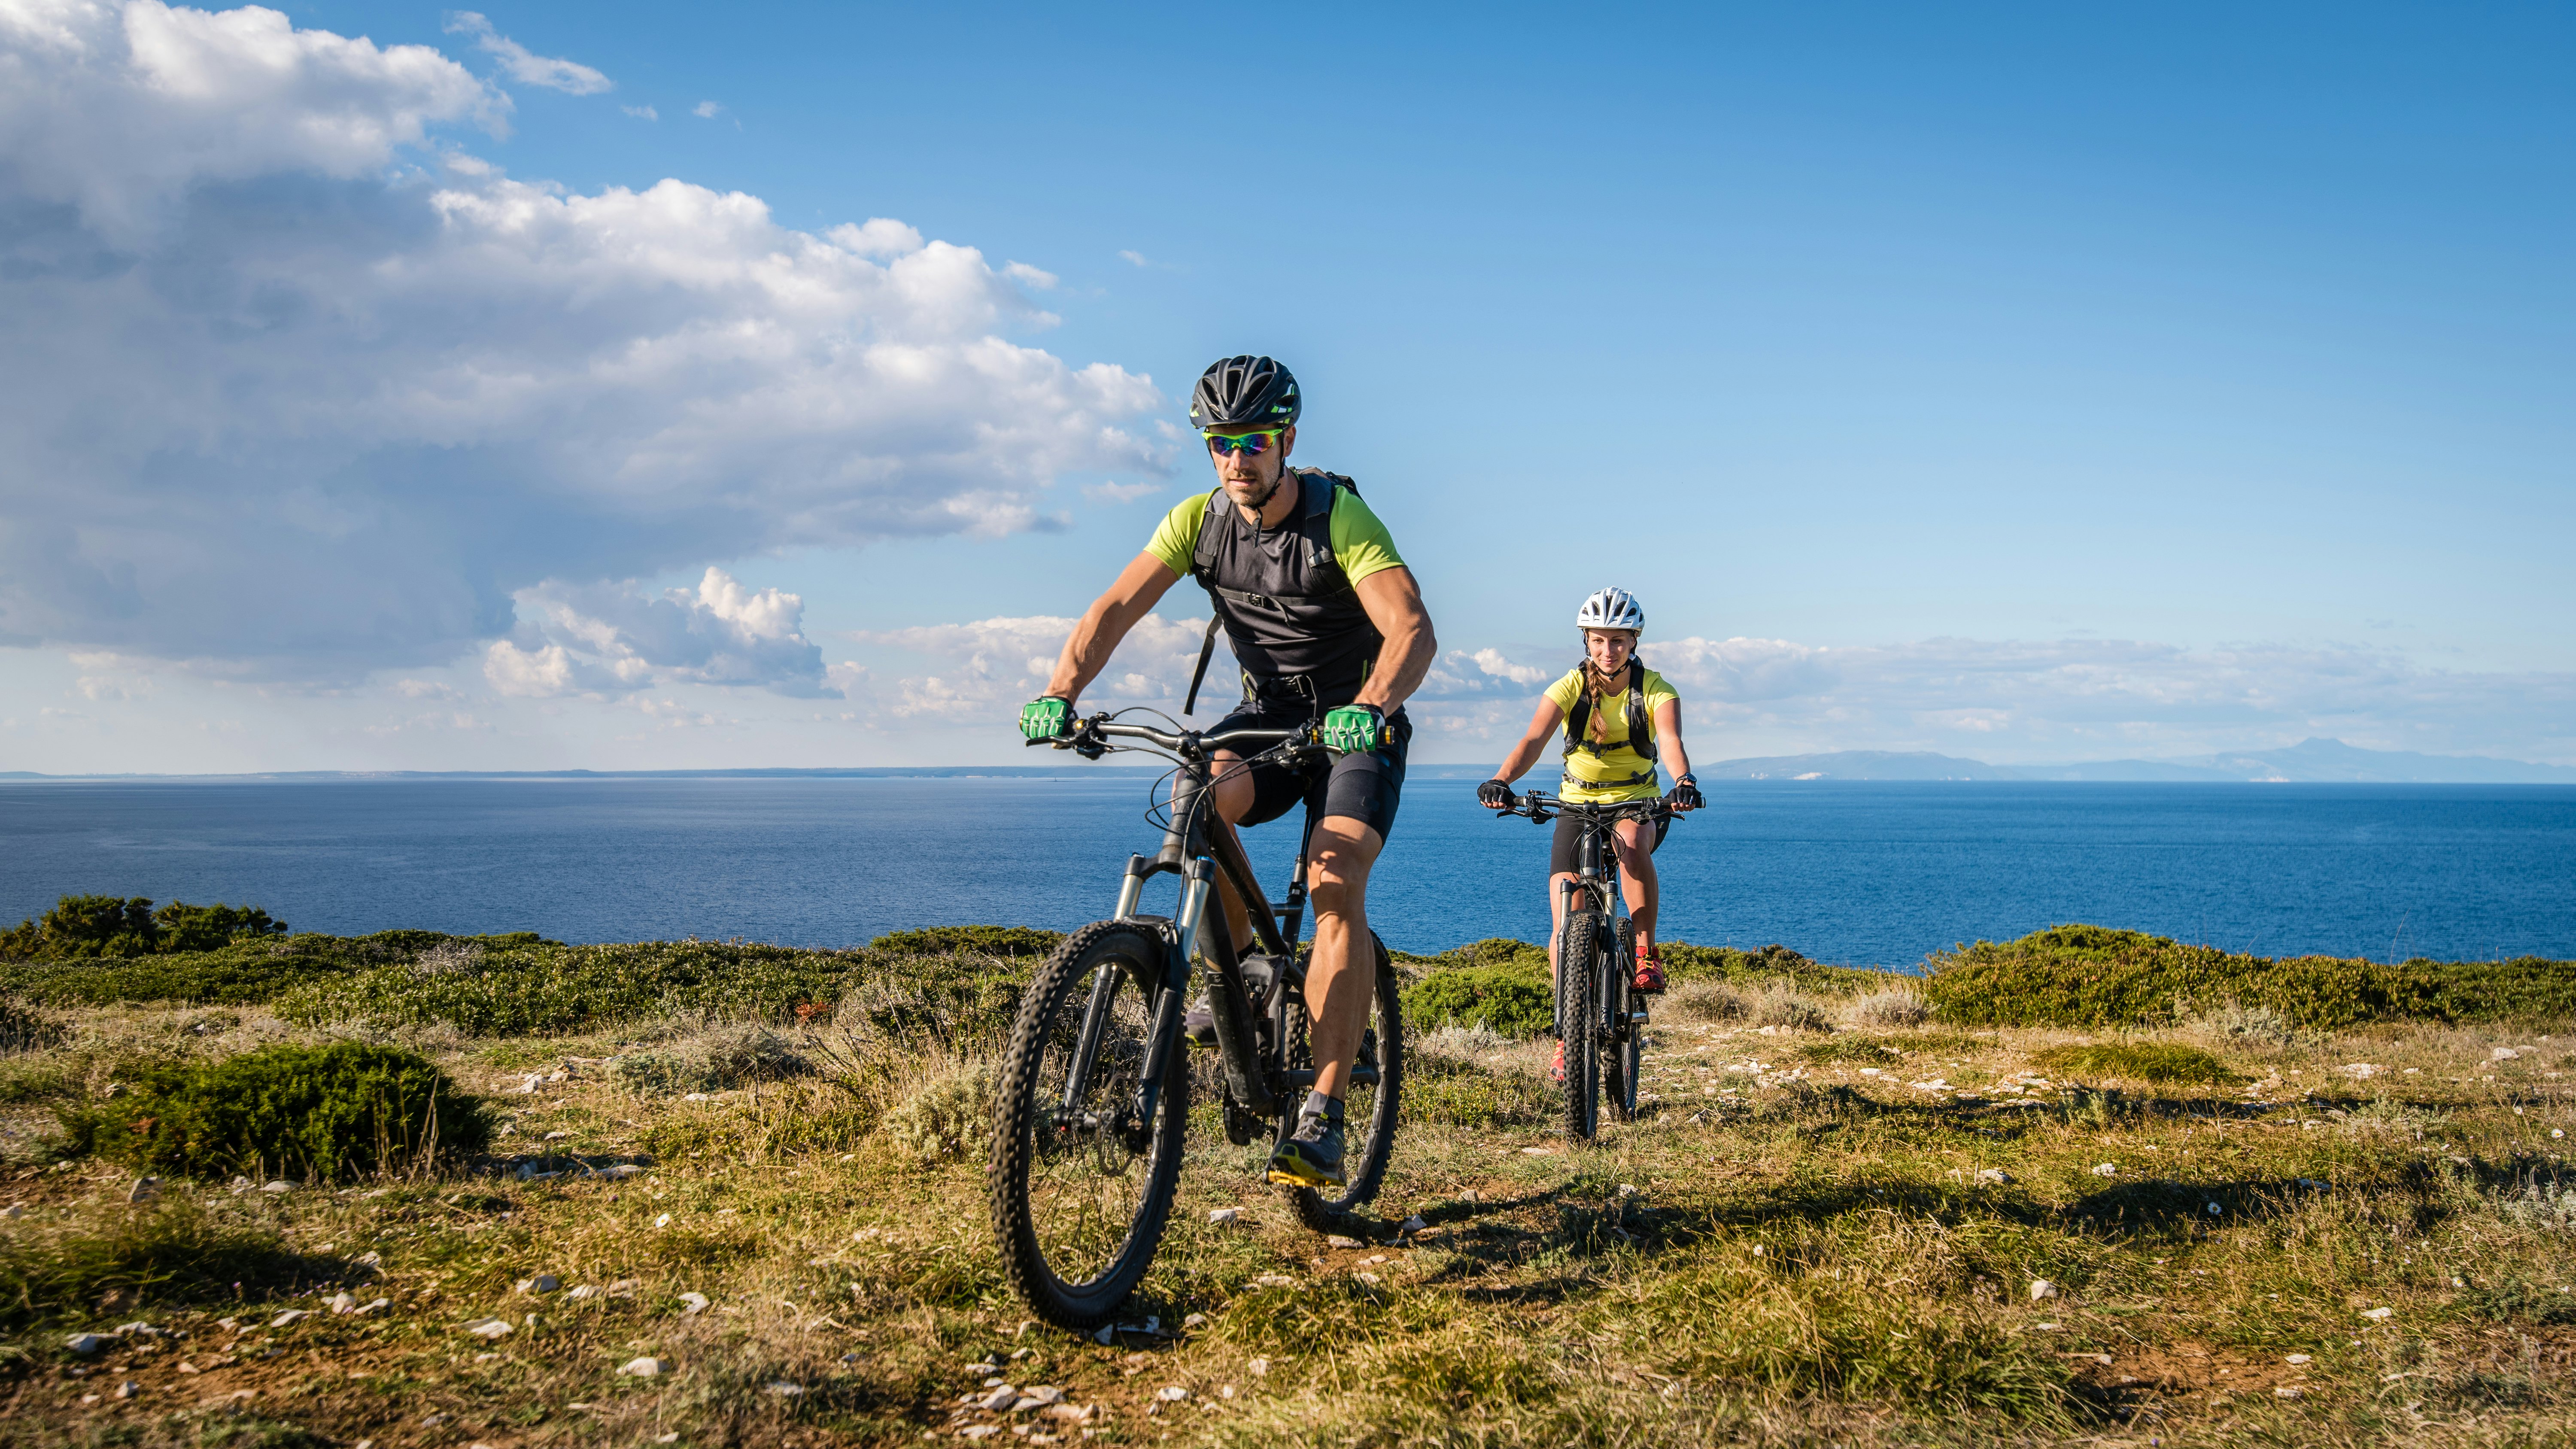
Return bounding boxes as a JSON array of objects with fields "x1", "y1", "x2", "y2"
[
  {"x1": 1042, "y1": 553, "x2": 1182, "y2": 704},
  {"x1": 1349, "y1": 566, "x2": 1437, "y2": 713}
]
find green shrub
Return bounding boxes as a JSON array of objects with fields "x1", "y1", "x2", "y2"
[
  {"x1": 0, "y1": 929, "x2": 546, "y2": 1009},
  {"x1": 1403, "y1": 964, "x2": 1554, "y2": 1039},
  {"x1": 58, "y1": 1042, "x2": 487, "y2": 1182},
  {"x1": 0, "y1": 894, "x2": 290, "y2": 962},
  {"x1": 276, "y1": 939, "x2": 861, "y2": 1035},
  {"x1": 869, "y1": 925, "x2": 1063, "y2": 957},
  {"x1": 2031, "y1": 1042, "x2": 2238, "y2": 1084},
  {"x1": 1922, "y1": 925, "x2": 2576, "y2": 1030}
]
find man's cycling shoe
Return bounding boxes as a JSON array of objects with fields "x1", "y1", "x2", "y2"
[
  {"x1": 1265, "y1": 1114, "x2": 1346, "y2": 1189},
  {"x1": 1634, "y1": 955, "x2": 1667, "y2": 994},
  {"x1": 1184, "y1": 993, "x2": 1218, "y2": 1049},
  {"x1": 1550, "y1": 1040, "x2": 1567, "y2": 1083}
]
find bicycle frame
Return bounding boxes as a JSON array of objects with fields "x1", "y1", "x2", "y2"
[{"x1": 1054, "y1": 717, "x2": 1354, "y2": 1126}]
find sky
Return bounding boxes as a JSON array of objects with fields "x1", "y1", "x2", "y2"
[{"x1": 0, "y1": 0, "x2": 2569, "y2": 772}]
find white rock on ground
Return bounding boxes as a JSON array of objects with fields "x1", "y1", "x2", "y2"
[
  {"x1": 466, "y1": 1319, "x2": 513, "y2": 1339},
  {"x1": 2029, "y1": 1280, "x2": 2060, "y2": 1301},
  {"x1": 1400, "y1": 1215, "x2": 1427, "y2": 1233},
  {"x1": 678, "y1": 1292, "x2": 709, "y2": 1315},
  {"x1": 1247, "y1": 1358, "x2": 1269, "y2": 1376},
  {"x1": 1976, "y1": 1169, "x2": 2011, "y2": 1185},
  {"x1": 617, "y1": 1357, "x2": 669, "y2": 1377},
  {"x1": 977, "y1": 1386, "x2": 1018, "y2": 1411},
  {"x1": 1156, "y1": 1385, "x2": 1189, "y2": 1401},
  {"x1": 262, "y1": 1181, "x2": 292, "y2": 1194},
  {"x1": 1325, "y1": 1235, "x2": 1362, "y2": 1249},
  {"x1": 2091, "y1": 1163, "x2": 2117, "y2": 1177},
  {"x1": 326, "y1": 1293, "x2": 358, "y2": 1315},
  {"x1": 566, "y1": 1285, "x2": 602, "y2": 1299},
  {"x1": 764, "y1": 1382, "x2": 803, "y2": 1396},
  {"x1": 516, "y1": 1275, "x2": 561, "y2": 1294},
  {"x1": 1017, "y1": 1386, "x2": 1065, "y2": 1407},
  {"x1": 269, "y1": 1310, "x2": 307, "y2": 1327},
  {"x1": 1208, "y1": 1207, "x2": 1241, "y2": 1224},
  {"x1": 1181, "y1": 1313, "x2": 1206, "y2": 1329},
  {"x1": 66, "y1": 1334, "x2": 107, "y2": 1355}
]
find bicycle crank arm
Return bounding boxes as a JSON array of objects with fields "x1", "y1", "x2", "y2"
[{"x1": 1279, "y1": 1065, "x2": 1381, "y2": 1091}]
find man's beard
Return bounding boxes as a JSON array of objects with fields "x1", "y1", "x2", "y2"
[{"x1": 1230, "y1": 471, "x2": 1285, "y2": 511}]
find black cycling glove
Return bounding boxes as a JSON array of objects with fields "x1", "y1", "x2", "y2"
[
  {"x1": 1476, "y1": 778, "x2": 1516, "y2": 809},
  {"x1": 1668, "y1": 774, "x2": 1704, "y2": 811}
]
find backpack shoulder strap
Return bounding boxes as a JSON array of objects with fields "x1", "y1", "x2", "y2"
[{"x1": 1186, "y1": 488, "x2": 1227, "y2": 583}]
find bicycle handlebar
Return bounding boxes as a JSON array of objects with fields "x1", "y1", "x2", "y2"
[
  {"x1": 1023, "y1": 712, "x2": 1321, "y2": 761},
  {"x1": 1493, "y1": 790, "x2": 1676, "y2": 826}
]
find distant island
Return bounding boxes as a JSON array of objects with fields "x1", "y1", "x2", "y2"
[{"x1": 1694, "y1": 736, "x2": 2576, "y2": 784}]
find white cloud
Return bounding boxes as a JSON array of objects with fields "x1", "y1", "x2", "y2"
[
  {"x1": 692, "y1": 99, "x2": 722, "y2": 118},
  {"x1": 1080, "y1": 480, "x2": 1164, "y2": 505},
  {"x1": 0, "y1": 1, "x2": 1169, "y2": 681},
  {"x1": 621, "y1": 103, "x2": 656, "y2": 121},
  {"x1": 854, "y1": 613, "x2": 1230, "y2": 721},
  {"x1": 441, "y1": 11, "x2": 610, "y2": 95},
  {"x1": 1118, "y1": 249, "x2": 1148, "y2": 267},
  {"x1": 489, "y1": 567, "x2": 844, "y2": 699}
]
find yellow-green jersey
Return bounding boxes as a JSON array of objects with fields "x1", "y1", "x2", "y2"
[{"x1": 1543, "y1": 664, "x2": 1678, "y2": 803}]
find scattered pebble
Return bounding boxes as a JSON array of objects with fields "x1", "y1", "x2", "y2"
[
  {"x1": 678, "y1": 1292, "x2": 709, "y2": 1315},
  {"x1": 1155, "y1": 1385, "x2": 1189, "y2": 1402},
  {"x1": 2029, "y1": 1281, "x2": 2060, "y2": 1302},
  {"x1": 2090, "y1": 1163, "x2": 2117, "y2": 1178},
  {"x1": 566, "y1": 1285, "x2": 602, "y2": 1299},
  {"x1": 115, "y1": 1381, "x2": 140, "y2": 1399},
  {"x1": 966, "y1": 1361, "x2": 999, "y2": 1375},
  {"x1": 516, "y1": 1275, "x2": 561, "y2": 1295},
  {"x1": 765, "y1": 1381, "x2": 805, "y2": 1396},
  {"x1": 326, "y1": 1292, "x2": 358, "y2": 1315},
  {"x1": 1209, "y1": 1207, "x2": 1241, "y2": 1225},
  {"x1": 65, "y1": 1334, "x2": 109, "y2": 1355},
  {"x1": 466, "y1": 1319, "x2": 513, "y2": 1339},
  {"x1": 2287, "y1": 1354, "x2": 2313, "y2": 1365},
  {"x1": 1324, "y1": 1235, "x2": 1361, "y2": 1249},
  {"x1": 1252, "y1": 1274, "x2": 1297, "y2": 1289},
  {"x1": 2362, "y1": 1307, "x2": 2394, "y2": 1320},
  {"x1": 1400, "y1": 1215, "x2": 1427, "y2": 1233},
  {"x1": 1520, "y1": 1146, "x2": 1553, "y2": 1155},
  {"x1": 1975, "y1": 1169, "x2": 2011, "y2": 1185},
  {"x1": 543, "y1": 1130, "x2": 573, "y2": 1141},
  {"x1": 1182, "y1": 1313, "x2": 1206, "y2": 1328},
  {"x1": 2275, "y1": 1386, "x2": 2304, "y2": 1400},
  {"x1": 269, "y1": 1309, "x2": 308, "y2": 1327},
  {"x1": 261, "y1": 1181, "x2": 293, "y2": 1194},
  {"x1": 1018, "y1": 1386, "x2": 1066, "y2": 1406},
  {"x1": 977, "y1": 1386, "x2": 1019, "y2": 1411},
  {"x1": 617, "y1": 1357, "x2": 670, "y2": 1377},
  {"x1": 1248, "y1": 1357, "x2": 1269, "y2": 1376}
]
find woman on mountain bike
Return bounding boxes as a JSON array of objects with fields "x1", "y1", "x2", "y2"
[{"x1": 1479, "y1": 588, "x2": 1703, "y2": 1075}]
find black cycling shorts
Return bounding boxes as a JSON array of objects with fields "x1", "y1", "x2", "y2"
[
  {"x1": 1549, "y1": 806, "x2": 1669, "y2": 876},
  {"x1": 1213, "y1": 705, "x2": 1412, "y2": 844}
]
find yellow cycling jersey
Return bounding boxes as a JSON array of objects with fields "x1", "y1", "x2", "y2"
[{"x1": 1544, "y1": 664, "x2": 1677, "y2": 803}]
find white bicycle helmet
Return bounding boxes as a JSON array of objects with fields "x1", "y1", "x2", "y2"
[{"x1": 1576, "y1": 586, "x2": 1645, "y2": 632}]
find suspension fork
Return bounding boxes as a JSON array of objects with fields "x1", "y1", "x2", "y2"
[{"x1": 1124, "y1": 857, "x2": 1214, "y2": 1132}]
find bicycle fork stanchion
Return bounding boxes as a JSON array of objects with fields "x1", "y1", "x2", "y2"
[{"x1": 1124, "y1": 858, "x2": 1212, "y2": 1139}]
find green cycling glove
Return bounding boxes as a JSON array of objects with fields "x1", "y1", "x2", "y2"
[
  {"x1": 1019, "y1": 697, "x2": 1072, "y2": 741},
  {"x1": 1321, "y1": 703, "x2": 1386, "y2": 755}
]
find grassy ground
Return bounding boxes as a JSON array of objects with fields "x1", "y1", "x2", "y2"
[{"x1": 1, "y1": 940, "x2": 2570, "y2": 1447}]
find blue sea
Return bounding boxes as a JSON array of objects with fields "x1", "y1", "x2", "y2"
[{"x1": 3, "y1": 776, "x2": 2572, "y2": 967}]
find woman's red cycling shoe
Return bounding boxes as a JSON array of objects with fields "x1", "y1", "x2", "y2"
[
  {"x1": 1633, "y1": 955, "x2": 1667, "y2": 993},
  {"x1": 1551, "y1": 1040, "x2": 1567, "y2": 1082}
]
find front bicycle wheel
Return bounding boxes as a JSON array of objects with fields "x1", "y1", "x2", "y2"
[
  {"x1": 1557, "y1": 911, "x2": 1604, "y2": 1142},
  {"x1": 1607, "y1": 917, "x2": 1641, "y2": 1122},
  {"x1": 1286, "y1": 931, "x2": 1404, "y2": 1230},
  {"x1": 989, "y1": 921, "x2": 1188, "y2": 1329}
]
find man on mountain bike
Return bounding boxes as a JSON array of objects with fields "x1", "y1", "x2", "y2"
[
  {"x1": 1477, "y1": 587, "x2": 1702, "y2": 1079},
  {"x1": 1020, "y1": 355, "x2": 1437, "y2": 1189}
]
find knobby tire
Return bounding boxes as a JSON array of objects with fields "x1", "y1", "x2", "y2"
[
  {"x1": 1607, "y1": 917, "x2": 1641, "y2": 1122},
  {"x1": 1285, "y1": 932, "x2": 1405, "y2": 1231},
  {"x1": 1558, "y1": 911, "x2": 1604, "y2": 1143},
  {"x1": 989, "y1": 920, "x2": 1188, "y2": 1329}
]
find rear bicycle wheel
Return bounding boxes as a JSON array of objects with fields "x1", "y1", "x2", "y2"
[
  {"x1": 1557, "y1": 911, "x2": 1604, "y2": 1143},
  {"x1": 989, "y1": 921, "x2": 1188, "y2": 1329},
  {"x1": 1286, "y1": 932, "x2": 1404, "y2": 1230}
]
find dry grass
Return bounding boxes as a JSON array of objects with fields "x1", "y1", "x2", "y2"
[{"x1": 0, "y1": 963, "x2": 2569, "y2": 1447}]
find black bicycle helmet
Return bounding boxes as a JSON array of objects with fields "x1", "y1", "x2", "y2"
[{"x1": 1188, "y1": 355, "x2": 1300, "y2": 431}]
